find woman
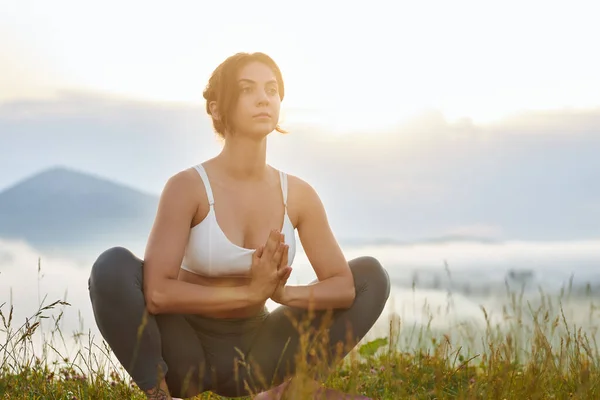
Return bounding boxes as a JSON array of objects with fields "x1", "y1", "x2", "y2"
[{"x1": 88, "y1": 52, "x2": 390, "y2": 400}]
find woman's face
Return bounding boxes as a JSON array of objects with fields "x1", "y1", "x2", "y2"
[{"x1": 229, "y1": 61, "x2": 281, "y2": 139}]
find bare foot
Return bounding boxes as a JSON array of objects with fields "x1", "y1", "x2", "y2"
[{"x1": 253, "y1": 380, "x2": 290, "y2": 400}]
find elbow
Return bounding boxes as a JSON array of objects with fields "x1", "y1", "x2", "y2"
[
  {"x1": 146, "y1": 296, "x2": 161, "y2": 315},
  {"x1": 345, "y1": 285, "x2": 356, "y2": 308},
  {"x1": 340, "y1": 277, "x2": 356, "y2": 309},
  {"x1": 143, "y1": 274, "x2": 176, "y2": 315},
  {"x1": 144, "y1": 285, "x2": 164, "y2": 315}
]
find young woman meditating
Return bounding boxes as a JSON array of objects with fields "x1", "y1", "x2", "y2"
[{"x1": 88, "y1": 52, "x2": 390, "y2": 399}]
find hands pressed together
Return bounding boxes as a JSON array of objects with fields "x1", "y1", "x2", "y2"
[{"x1": 248, "y1": 230, "x2": 293, "y2": 305}]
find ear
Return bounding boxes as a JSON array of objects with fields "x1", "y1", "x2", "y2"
[{"x1": 208, "y1": 101, "x2": 220, "y2": 121}]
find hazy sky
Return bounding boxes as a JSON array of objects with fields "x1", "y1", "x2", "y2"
[
  {"x1": 1, "y1": 0, "x2": 600, "y2": 243},
  {"x1": 1, "y1": 93, "x2": 599, "y2": 242},
  {"x1": 2, "y1": 0, "x2": 599, "y2": 131}
]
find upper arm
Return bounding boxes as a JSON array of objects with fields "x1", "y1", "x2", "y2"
[
  {"x1": 143, "y1": 170, "x2": 198, "y2": 293},
  {"x1": 295, "y1": 178, "x2": 351, "y2": 281}
]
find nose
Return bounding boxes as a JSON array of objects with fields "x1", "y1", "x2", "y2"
[{"x1": 256, "y1": 88, "x2": 270, "y2": 106}]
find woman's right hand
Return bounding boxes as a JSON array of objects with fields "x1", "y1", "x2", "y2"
[{"x1": 248, "y1": 230, "x2": 290, "y2": 303}]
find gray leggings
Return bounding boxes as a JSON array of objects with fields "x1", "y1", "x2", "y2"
[{"x1": 88, "y1": 247, "x2": 390, "y2": 398}]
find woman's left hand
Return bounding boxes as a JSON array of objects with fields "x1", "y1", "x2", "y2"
[{"x1": 270, "y1": 244, "x2": 292, "y2": 304}]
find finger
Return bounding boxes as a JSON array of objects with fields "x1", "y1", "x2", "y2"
[
  {"x1": 277, "y1": 266, "x2": 292, "y2": 279},
  {"x1": 277, "y1": 269, "x2": 292, "y2": 287},
  {"x1": 254, "y1": 245, "x2": 264, "y2": 259},
  {"x1": 263, "y1": 230, "x2": 280, "y2": 257},
  {"x1": 272, "y1": 242, "x2": 285, "y2": 265},
  {"x1": 278, "y1": 245, "x2": 289, "y2": 269}
]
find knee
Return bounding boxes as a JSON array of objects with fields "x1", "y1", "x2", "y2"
[
  {"x1": 350, "y1": 256, "x2": 391, "y2": 299},
  {"x1": 89, "y1": 246, "x2": 142, "y2": 297}
]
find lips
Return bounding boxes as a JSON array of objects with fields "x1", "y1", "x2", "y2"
[{"x1": 253, "y1": 113, "x2": 271, "y2": 118}]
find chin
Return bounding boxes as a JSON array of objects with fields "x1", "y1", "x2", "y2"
[{"x1": 248, "y1": 125, "x2": 277, "y2": 139}]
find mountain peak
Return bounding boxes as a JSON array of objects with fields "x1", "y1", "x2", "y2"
[
  {"x1": 0, "y1": 166, "x2": 158, "y2": 252},
  {"x1": 0, "y1": 166, "x2": 146, "y2": 197}
]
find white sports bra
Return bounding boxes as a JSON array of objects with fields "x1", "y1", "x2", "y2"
[{"x1": 181, "y1": 164, "x2": 297, "y2": 277}]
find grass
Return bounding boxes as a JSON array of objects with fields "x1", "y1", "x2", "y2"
[{"x1": 1, "y1": 261, "x2": 600, "y2": 399}]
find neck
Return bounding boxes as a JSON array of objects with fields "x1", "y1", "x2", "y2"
[{"x1": 217, "y1": 134, "x2": 268, "y2": 181}]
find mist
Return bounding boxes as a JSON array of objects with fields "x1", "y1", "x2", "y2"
[{"x1": 1, "y1": 92, "x2": 600, "y2": 243}]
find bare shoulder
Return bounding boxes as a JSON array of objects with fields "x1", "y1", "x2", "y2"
[
  {"x1": 150, "y1": 167, "x2": 209, "y2": 228},
  {"x1": 287, "y1": 174, "x2": 319, "y2": 201},
  {"x1": 286, "y1": 174, "x2": 327, "y2": 227},
  {"x1": 143, "y1": 167, "x2": 204, "y2": 285},
  {"x1": 165, "y1": 167, "x2": 195, "y2": 187},
  {"x1": 162, "y1": 168, "x2": 201, "y2": 200},
  {"x1": 285, "y1": 173, "x2": 349, "y2": 280},
  {"x1": 163, "y1": 167, "x2": 207, "y2": 202}
]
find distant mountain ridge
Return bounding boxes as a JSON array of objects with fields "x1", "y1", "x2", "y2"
[
  {"x1": 2, "y1": 162, "x2": 599, "y2": 261},
  {"x1": 338, "y1": 234, "x2": 499, "y2": 247},
  {"x1": 0, "y1": 166, "x2": 158, "y2": 253}
]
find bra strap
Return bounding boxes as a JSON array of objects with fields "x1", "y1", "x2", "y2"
[
  {"x1": 279, "y1": 170, "x2": 288, "y2": 209},
  {"x1": 194, "y1": 164, "x2": 214, "y2": 206}
]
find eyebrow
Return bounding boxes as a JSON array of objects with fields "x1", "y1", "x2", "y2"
[{"x1": 238, "y1": 78, "x2": 278, "y2": 85}]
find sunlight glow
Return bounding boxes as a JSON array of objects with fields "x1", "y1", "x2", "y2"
[
  {"x1": 1, "y1": 0, "x2": 599, "y2": 132},
  {"x1": 283, "y1": 107, "x2": 424, "y2": 136}
]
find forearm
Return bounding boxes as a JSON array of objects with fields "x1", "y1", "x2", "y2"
[
  {"x1": 145, "y1": 278, "x2": 256, "y2": 315},
  {"x1": 280, "y1": 275, "x2": 355, "y2": 310}
]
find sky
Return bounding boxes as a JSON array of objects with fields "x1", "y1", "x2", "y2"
[
  {"x1": 2, "y1": 0, "x2": 600, "y2": 131},
  {"x1": 1, "y1": 97, "x2": 599, "y2": 243},
  {"x1": 1, "y1": 0, "x2": 600, "y2": 243}
]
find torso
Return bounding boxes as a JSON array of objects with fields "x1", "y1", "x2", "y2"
[{"x1": 176, "y1": 159, "x2": 301, "y2": 318}]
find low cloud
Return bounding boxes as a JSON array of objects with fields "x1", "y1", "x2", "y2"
[
  {"x1": 0, "y1": 239, "x2": 94, "y2": 345},
  {"x1": 442, "y1": 224, "x2": 504, "y2": 239},
  {"x1": 1, "y1": 91, "x2": 599, "y2": 243},
  {"x1": 2, "y1": 236, "x2": 600, "y2": 363}
]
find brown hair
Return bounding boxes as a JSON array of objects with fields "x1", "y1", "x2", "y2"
[{"x1": 202, "y1": 52, "x2": 287, "y2": 138}]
